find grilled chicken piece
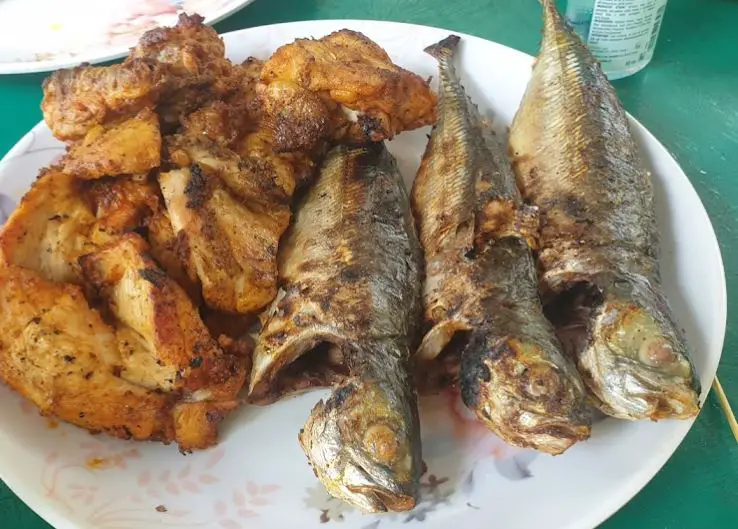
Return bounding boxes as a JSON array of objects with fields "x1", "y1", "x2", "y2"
[
  {"x1": 178, "y1": 56, "x2": 272, "y2": 146},
  {"x1": 130, "y1": 13, "x2": 229, "y2": 81},
  {"x1": 232, "y1": 58, "x2": 266, "y2": 125},
  {"x1": 166, "y1": 134, "x2": 295, "y2": 203},
  {"x1": 179, "y1": 90, "x2": 325, "y2": 187},
  {"x1": 0, "y1": 167, "x2": 162, "y2": 284},
  {"x1": 258, "y1": 80, "x2": 341, "y2": 153},
  {"x1": 259, "y1": 29, "x2": 437, "y2": 150},
  {"x1": 80, "y1": 233, "x2": 246, "y2": 398},
  {"x1": 145, "y1": 207, "x2": 201, "y2": 300},
  {"x1": 60, "y1": 108, "x2": 161, "y2": 180},
  {"x1": 41, "y1": 59, "x2": 160, "y2": 142},
  {"x1": 0, "y1": 264, "x2": 242, "y2": 451},
  {"x1": 129, "y1": 13, "x2": 234, "y2": 128},
  {"x1": 0, "y1": 170, "x2": 98, "y2": 284},
  {"x1": 180, "y1": 100, "x2": 249, "y2": 148},
  {"x1": 158, "y1": 165, "x2": 283, "y2": 314},
  {"x1": 177, "y1": 58, "x2": 322, "y2": 185},
  {"x1": 81, "y1": 174, "x2": 160, "y2": 239},
  {"x1": 236, "y1": 130, "x2": 319, "y2": 189},
  {"x1": 42, "y1": 14, "x2": 237, "y2": 142},
  {"x1": 177, "y1": 55, "x2": 323, "y2": 188},
  {"x1": 231, "y1": 57, "x2": 322, "y2": 187},
  {"x1": 235, "y1": 131, "x2": 298, "y2": 187},
  {"x1": 159, "y1": 135, "x2": 292, "y2": 314},
  {"x1": 0, "y1": 264, "x2": 175, "y2": 442},
  {"x1": 171, "y1": 400, "x2": 241, "y2": 450}
]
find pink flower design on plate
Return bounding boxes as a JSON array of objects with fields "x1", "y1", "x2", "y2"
[
  {"x1": 134, "y1": 446, "x2": 224, "y2": 500},
  {"x1": 68, "y1": 484, "x2": 99, "y2": 506},
  {"x1": 212, "y1": 479, "x2": 281, "y2": 527},
  {"x1": 80, "y1": 441, "x2": 141, "y2": 471}
]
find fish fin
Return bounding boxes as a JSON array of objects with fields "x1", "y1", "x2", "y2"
[
  {"x1": 540, "y1": 0, "x2": 558, "y2": 14},
  {"x1": 424, "y1": 34, "x2": 461, "y2": 61},
  {"x1": 540, "y1": 0, "x2": 581, "y2": 42}
]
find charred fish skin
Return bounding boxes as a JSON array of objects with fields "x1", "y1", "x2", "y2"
[
  {"x1": 412, "y1": 35, "x2": 591, "y2": 455},
  {"x1": 509, "y1": 0, "x2": 700, "y2": 420},
  {"x1": 250, "y1": 143, "x2": 422, "y2": 512}
]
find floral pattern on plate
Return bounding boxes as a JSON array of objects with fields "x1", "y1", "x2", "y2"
[
  {"x1": 10, "y1": 388, "x2": 530, "y2": 529},
  {"x1": 35, "y1": 435, "x2": 281, "y2": 529}
]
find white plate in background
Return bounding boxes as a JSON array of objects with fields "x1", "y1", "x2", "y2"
[{"x1": 0, "y1": 0, "x2": 257, "y2": 74}]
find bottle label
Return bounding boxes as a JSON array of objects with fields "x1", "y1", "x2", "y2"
[
  {"x1": 586, "y1": 0, "x2": 668, "y2": 74},
  {"x1": 565, "y1": 0, "x2": 596, "y2": 41}
]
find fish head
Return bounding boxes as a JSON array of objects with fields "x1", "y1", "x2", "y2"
[
  {"x1": 299, "y1": 375, "x2": 420, "y2": 513},
  {"x1": 460, "y1": 332, "x2": 592, "y2": 455},
  {"x1": 580, "y1": 275, "x2": 701, "y2": 419}
]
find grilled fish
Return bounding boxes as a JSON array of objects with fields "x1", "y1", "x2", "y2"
[
  {"x1": 508, "y1": 0, "x2": 700, "y2": 420},
  {"x1": 249, "y1": 143, "x2": 422, "y2": 512},
  {"x1": 411, "y1": 35, "x2": 591, "y2": 454}
]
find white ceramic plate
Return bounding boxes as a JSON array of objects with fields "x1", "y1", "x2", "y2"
[
  {"x1": 0, "y1": 0, "x2": 257, "y2": 74},
  {"x1": 0, "y1": 20, "x2": 726, "y2": 529}
]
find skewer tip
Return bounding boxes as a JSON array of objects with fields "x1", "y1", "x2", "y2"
[{"x1": 712, "y1": 376, "x2": 738, "y2": 444}]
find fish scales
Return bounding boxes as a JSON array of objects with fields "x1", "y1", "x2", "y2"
[
  {"x1": 250, "y1": 143, "x2": 422, "y2": 513},
  {"x1": 509, "y1": 0, "x2": 700, "y2": 420},
  {"x1": 412, "y1": 34, "x2": 591, "y2": 455}
]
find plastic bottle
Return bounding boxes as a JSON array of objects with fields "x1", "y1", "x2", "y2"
[{"x1": 564, "y1": 0, "x2": 669, "y2": 80}]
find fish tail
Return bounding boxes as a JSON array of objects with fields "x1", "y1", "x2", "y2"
[
  {"x1": 540, "y1": 0, "x2": 579, "y2": 40},
  {"x1": 539, "y1": 0, "x2": 557, "y2": 13},
  {"x1": 424, "y1": 34, "x2": 461, "y2": 61}
]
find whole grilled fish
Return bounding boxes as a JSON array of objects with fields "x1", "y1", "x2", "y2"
[
  {"x1": 411, "y1": 35, "x2": 591, "y2": 455},
  {"x1": 249, "y1": 143, "x2": 422, "y2": 512},
  {"x1": 508, "y1": 0, "x2": 700, "y2": 420}
]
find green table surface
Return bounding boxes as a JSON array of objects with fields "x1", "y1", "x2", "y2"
[{"x1": 0, "y1": 0, "x2": 736, "y2": 527}]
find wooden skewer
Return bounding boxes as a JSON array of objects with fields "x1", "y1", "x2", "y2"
[{"x1": 712, "y1": 376, "x2": 738, "y2": 443}]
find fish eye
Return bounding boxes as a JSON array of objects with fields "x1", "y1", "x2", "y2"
[
  {"x1": 639, "y1": 338, "x2": 675, "y2": 367},
  {"x1": 362, "y1": 423, "x2": 400, "y2": 464},
  {"x1": 525, "y1": 364, "x2": 560, "y2": 397}
]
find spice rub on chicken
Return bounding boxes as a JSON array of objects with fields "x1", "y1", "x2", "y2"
[{"x1": 258, "y1": 29, "x2": 437, "y2": 152}]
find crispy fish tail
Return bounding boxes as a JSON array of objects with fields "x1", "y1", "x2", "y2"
[
  {"x1": 423, "y1": 34, "x2": 461, "y2": 60},
  {"x1": 300, "y1": 343, "x2": 420, "y2": 513}
]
